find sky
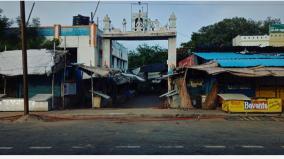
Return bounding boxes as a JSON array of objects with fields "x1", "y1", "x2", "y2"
[{"x1": 1, "y1": 1, "x2": 284, "y2": 51}]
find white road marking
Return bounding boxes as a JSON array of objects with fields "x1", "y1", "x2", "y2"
[
  {"x1": 72, "y1": 146, "x2": 85, "y2": 149},
  {"x1": 29, "y1": 146, "x2": 52, "y2": 149},
  {"x1": 158, "y1": 145, "x2": 184, "y2": 149},
  {"x1": 115, "y1": 145, "x2": 141, "y2": 149},
  {"x1": 241, "y1": 145, "x2": 264, "y2": 148},
  {"x1": 0, "y1": 147, "x2": 13, "y2": 150},
  {"x1": 204, "y1": 145, "x2": 226, "y2": 148},
  {"x1": 85, "y1": 144, "x2": 94, "y2": 147},
  {"x1": 71, "y1": 144, "x2": 94, "y2": 149}
]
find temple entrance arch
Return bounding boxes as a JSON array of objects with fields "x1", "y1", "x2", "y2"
[
  {"x1": 102, "y1": 31, "x2": 177, "y2": 69},
  {"x1": 101, "y1": 12, "x2": 177, "y2": 72}
]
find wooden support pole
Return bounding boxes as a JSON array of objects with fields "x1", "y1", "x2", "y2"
[
  {"x1": 4, "y1": 77, "x2": 6, "y2": 95},
  {"x1": 203, "y1": 81, "x2": 218, "y2": 110},
  {"x1": 62, "y1": 53, "x2": 66, "y2": 109},
  {"x1": 62, "y1": 36, "x2": 67, "y2": 109},
  {"x1": 51, "y1": 73, "x2": 55, "y2": 110},
  {"x1": 2, "y1": 76, "x2": 6, "y2": 95},
  {"x1": 20, "y1": 1, "x2": 29, "y2": 115},
  {"x1": 90, "y1": 61, "x2": 94, "y2": 108},
  {"x1": 51, "y1": 41, "x2": 56, "y2": 110},
  {"x1": 177, "y1": 69, "x2": 193, "y2": 109}
]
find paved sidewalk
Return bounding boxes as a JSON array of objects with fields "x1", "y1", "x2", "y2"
[{"x1": 0, "y1": 108, "x2": 283, "y2": 120}]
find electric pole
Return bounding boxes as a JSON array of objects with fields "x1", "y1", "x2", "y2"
[{"x1": 20, "y1": 1, "x2": 29, "y2": 115}]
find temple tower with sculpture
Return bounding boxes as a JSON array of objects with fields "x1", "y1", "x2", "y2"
[{"x1": 102, "y1": 2, "x2": 177, "y2": 70}]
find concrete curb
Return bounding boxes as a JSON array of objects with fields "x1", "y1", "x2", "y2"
[
  {"x1": 34, "y1": 112, "x2": 283, "y2": 121},
  {"x1": 0, "y1": 111, "x2": 283, "y2": 122}
]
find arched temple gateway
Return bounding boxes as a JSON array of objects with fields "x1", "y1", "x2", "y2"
[{"x1": 101, "y1": 3, "x2": 177, "y2": 70}]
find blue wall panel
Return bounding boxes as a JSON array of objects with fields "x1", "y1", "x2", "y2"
[
  {"x1": 38, "y1": 27, "x2": 54, "y2": 36},
  {"x1": 61, "y1": 27, "x2": 90, "y2": 36}
]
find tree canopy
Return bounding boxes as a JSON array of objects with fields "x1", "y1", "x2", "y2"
[
  {"x1": 180, "y1": 17, "x2": 281, "y2": 50},
  {"x1": 128, "y1": 17, "x2": 282, "y2": 68},
  {"x1": 0, "y1": 8, "x2": 59, "y2": 52},
  {"x1": 0, "y1": 8, "x2": 13, "y2": 51},
  {"x1": 128, "y1": 44, "x2": 168, "y2": 69},
  {"x1": 128, "y1": 44, "x2": 193, "y2": 68}
]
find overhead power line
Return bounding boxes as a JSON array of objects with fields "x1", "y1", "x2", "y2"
[
  {"x1": 26, "y1": 2, "x2": 35, "y2": 25},
  {"x1": 91, "y1": 0, "x2": 100, "y2": 23},
  {"x1": 51, "y1": 1, "x2": 284, "y2": 6}
]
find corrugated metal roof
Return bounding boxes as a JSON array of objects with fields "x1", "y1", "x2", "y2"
[
  {"x1": 0, "y1": 49, "x2": 55, "y2": 76},
  {"x1": 189, "y1": 61, "x2": 284, "y2": 77},
  {"x1": 194, "y1": 52, "x2": 284, "y2": 60},
  {"x1": 217, "y1": 59, "x2": 284, "y2": 67},
  {"x1": 30, "y1": 94, "x2": 52, "y2": 102},
  {"x1": 218, "y1": 94, "x2": 251, "y2": 101}
]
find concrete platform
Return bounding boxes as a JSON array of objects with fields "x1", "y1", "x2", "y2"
[{"x1": 0, "y1": 98, "x2": 51, "y2": 112}]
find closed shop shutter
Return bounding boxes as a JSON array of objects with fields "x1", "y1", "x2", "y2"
[
  {"x1": 256, "y1": 86, "x2": 277, "y2": 98},
  {"x1": 279, "y1": 87, "x2": 284, "y2": 102}
]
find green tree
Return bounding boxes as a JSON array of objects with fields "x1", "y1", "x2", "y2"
[
  {"x1": 177, "y1": 47, "x2": 192, "y2": 62},
  {"x1": 260, "y1": 17, "x2": 281, "y2": 34},
  {"x1": 41, "y1": 38, "x2": 60, "y2": 49},
  {"x1": 15, "y1": 16, "x2": 48, "y2": 49},
  {"x1": 0, "y1": 10, "x2": 60, "y2": 51},
  {"x1": 180, "y1": 17, "x2": 281, "y2": 50},
  {"x1": 129, "y1": 44, "x2": 195, "y2": 67},
  {"x1": 128, "y1": 44, "x2": 167, "y2": 68},
  {"x1": 0, "y1": 8, "x2": 13, "y2": 51}
]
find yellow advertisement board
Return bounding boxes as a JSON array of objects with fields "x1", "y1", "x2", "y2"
[{"x1": 222, "y1": 98, "x2": 282, "y2": 113}]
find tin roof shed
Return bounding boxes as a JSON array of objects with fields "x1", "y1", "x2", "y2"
[{"x1": 0, "y1": 49, "x2": 65, "y2": 76}]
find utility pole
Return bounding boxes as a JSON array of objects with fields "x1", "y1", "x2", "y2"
[{"x1": 20, "y1": 1, "x2": 29, "y2": 115}]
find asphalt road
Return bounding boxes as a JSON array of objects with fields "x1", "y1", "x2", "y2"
[{"x1": 0, "y1": 118, "x2": 284, "y2": 155}]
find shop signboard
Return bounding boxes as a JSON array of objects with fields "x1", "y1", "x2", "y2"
[
  {"x1": 62, "y1": 82, "x2": 77, "y2": 96},
  {"x1": 222, "y1": 98, "x2": 282, "y2": 113},
  {"x1": 148, "y1": 72, "x2": 161, "y2": 79}
]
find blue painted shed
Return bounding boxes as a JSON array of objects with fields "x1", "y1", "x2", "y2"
[
  {"x1": 194, "y1": 52, "x2": 284, "y2": 60},
  {"x1": 194, "y1": 52, "x2": 284, "y2": 67},
  {"x1": 217, "y1": 59, "x2": 284, "y2": 67}
]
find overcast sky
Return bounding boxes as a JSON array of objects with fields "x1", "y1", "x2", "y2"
[{"x1": 1, "y1": 1, "x2": 284, "y2": 50}]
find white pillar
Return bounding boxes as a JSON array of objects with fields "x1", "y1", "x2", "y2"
[
  {"x1": 102, "y1": 39, "x2": 111, "y2": 67},
  {"x1": 168, "y1": 37, "x2": 177, "y2": 67},
  {"x1": 167, "y1": 37, "x2": 176, "y2": 92}
]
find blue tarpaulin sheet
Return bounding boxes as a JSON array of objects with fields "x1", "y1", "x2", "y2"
[
  {"x1": 194, "y1": 52, "x2": 284, "y2": 60},
  {"x1": 217, "y1": 59, "x2": 284, "y2": 67},
  {"x1": 194, "y1": 52, "x2": 284, "y2": 67}
]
